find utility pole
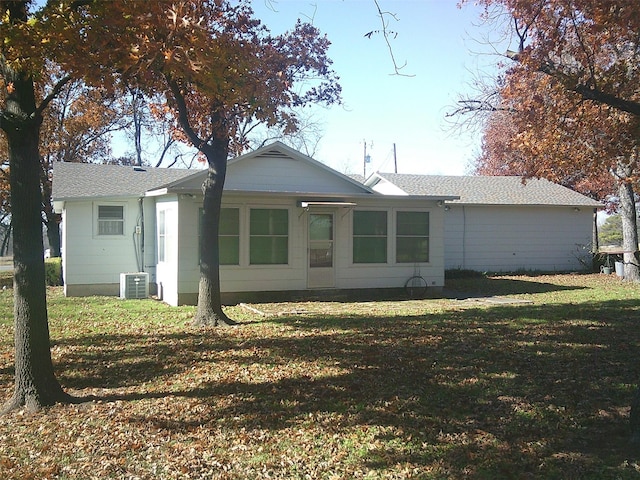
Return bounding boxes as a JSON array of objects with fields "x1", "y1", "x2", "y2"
[{"x1": 363, "y1": 139, "x2": 371, "y2": 178}]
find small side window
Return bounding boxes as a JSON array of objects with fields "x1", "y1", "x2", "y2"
[{"x1": 97, "y1": 205, "x2": 124, "y2": 235}]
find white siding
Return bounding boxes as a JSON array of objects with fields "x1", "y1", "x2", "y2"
[
  {"x1": 444, "y1": 205, "x2": 594, "y2": 272},
  {"x1": 225, "y1": 155, "x2": 367, "y2": 194},
  {"x1": 155, "y1": 197, "x2": 180, "y2": 306},
  {"x1": 175, "y1": 195, "x2": 204, "y2": 304},
  {"x1": 62, "y1": 197, "x2": 145, "y2": 295}
]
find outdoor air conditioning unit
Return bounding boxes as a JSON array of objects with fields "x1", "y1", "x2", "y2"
[{"x1": 119, "y1": 272, "x2": 149, "y2": 300}]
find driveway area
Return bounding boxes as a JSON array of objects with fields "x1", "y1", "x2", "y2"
[{"x1": 0, "y1": 257, "x2": 12, "y2": 272}]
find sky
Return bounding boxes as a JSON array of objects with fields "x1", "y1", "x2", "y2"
[{"x1": 250, "y1": 0, "x2": 502, "y2": 177}]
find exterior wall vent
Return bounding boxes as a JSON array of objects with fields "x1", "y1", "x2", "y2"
[{"x1": 119, "y1": 272, "x2": 149, "y2": 299}]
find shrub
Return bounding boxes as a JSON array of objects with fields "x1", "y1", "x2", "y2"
[{"x1": 45, "y1": 257, "x2": 62, "y2": 286}]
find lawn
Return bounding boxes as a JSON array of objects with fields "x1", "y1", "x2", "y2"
[{"x1": 1, "y1": 274, "x2": 640, "y2": 479}]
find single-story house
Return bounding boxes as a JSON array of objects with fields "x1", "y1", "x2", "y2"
[
  {"x1": 364, "y1": 173, "x2": 602, "y2": 273},
  {"x1": 52, "y1": 142, "x2": 457, "y2": 305}
]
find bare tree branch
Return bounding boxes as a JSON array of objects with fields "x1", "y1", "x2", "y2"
[{"x1": 364, "y1": 0, "x2": 414, "y2": 77}]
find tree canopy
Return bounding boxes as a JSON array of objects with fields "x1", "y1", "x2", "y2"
[
  {"x1": 0, "y1": 0, "x2": 341, "y2": 410},
  {"x1": 457, "y1": 0, "x2": 640, "y2": 279}
]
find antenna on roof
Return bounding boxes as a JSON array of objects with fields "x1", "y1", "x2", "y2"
[{"x1": 393, "y1": 143, "x2": 397, "y2": 173}]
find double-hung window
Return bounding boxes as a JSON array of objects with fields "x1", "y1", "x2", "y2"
[
  {"x1": 353, "y1": 210, "x2": 387, "y2": 263},
  {"x1": 97, "y1": 205, "x2": 124, "y2": 235},
  {"x1": 250, "y1": 208, "x2": 288, "y2": 265},
  {"x1": 219, "y1": 208, "x2": 240, "y2": 265},
  {"x1": 396, "y1": 211, "x2": 429, "y2": 263},
  {"x1": 198, "y1": 207, "x2": 240, "y2": 265}
]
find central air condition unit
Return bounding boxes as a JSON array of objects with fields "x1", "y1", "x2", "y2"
[{"x1": 119, "y1": 272, "x2": 149, "y2": 299}]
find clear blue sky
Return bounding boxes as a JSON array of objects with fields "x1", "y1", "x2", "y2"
[{"x1": 252, "y1": 0, "x2": 498, "y2": 176}]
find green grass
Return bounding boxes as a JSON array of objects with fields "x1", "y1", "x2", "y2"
[{"x1": 1, "y1": 273, "x2": 640, "y2": 479}]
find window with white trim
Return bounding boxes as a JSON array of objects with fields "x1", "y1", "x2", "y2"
[
  {"x1": 158, "y1": 209, "x2": 167, "y2": 262},
  {"x1": 353, "y1": 210, "x2": 387, "y2": 263},
  {"x1": 250, "y1": 208, "x2": 288, "y2": 265},
  {"x1": 396, "y1": 211, "x2": 429, "y2": 263},
  {"x1": 199, "y1": 207, "x2": 240, "y2": 265},
  {"x1": 97, "y1": 205, "x2": 124, "y2": 235},
  {"x1": 219, "y1": 208, "x2": 240, "y2": 265}
]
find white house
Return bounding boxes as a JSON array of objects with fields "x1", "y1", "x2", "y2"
[
  {"x1": 52, "y1": 143, "x2": 455, "y2": 305},
  {"x1": 365, "y1": 173, "x2": 602, "y2": 273}
]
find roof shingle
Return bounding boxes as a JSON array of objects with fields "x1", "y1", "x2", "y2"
[
  {"x1": 374, "y1": 173, "x2": 602, "y2": 207},
  {"x1": 52, "y1": 162, "x2": 199, "y2": 200}
]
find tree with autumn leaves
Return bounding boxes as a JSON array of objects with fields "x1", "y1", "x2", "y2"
[
  {"x1": 455, "y1": 0, "x2": 640, "y2": 443},
  {"x1": 40, "y1": 73, "x2": 124, "y2": 256},
  {"x1": 457, "y1": 0, "x2": 640, "y2": 280},
  {"x1": 1, "y1": 0, "x2": 339, "y2": 412}
]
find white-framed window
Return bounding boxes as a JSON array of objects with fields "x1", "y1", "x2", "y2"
[
  {"x1": 249, "y1": 208, "x2": 289, "y2": 265},
  {"x1": 353, "y1": 210, "x2": 387, "y2": 263},
  {"x1": 198, "y1": 207, "x2": 240, "y2": 265},
  {"x1": 97, "y1": 204, "x2": 124, "y2": 236},
  {"x1": 158, "y1": 209, "x2": 167, "y2": 262},
  {"x1": 396, "y1": 211, "x2": 429, "y2": 263},
  {"x1": 219, "y1": 208, "x2": 240, "y2": 265},
  {"x1": 157, "y1": 207, "x2": 176, "y2": 263}
]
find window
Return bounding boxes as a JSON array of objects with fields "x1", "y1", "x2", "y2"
[
  {"x1": 158, "y1": 209, "x2": 167, "y2": 262},
  {"x1": 198, "y1": 208, "x2": 240, "y2": 265},
  {"x1": 353, "y1": 210, "x2": 387, "y2": 263},
  {"x1": 97, "y1": 205, "x2": 124, "y2": 235},
  {"x1": 158, "y1": 208, "x2": 176, "y2": 263},
  {"x1": 219, "y1": 208, "x2": 240, "y2": 265},
  {"x1": 250, "y1": 208, "x2": 288, "y2": 265},
  {"x1": 396, "y1": 211, "x2": 429, "y2": 263}
]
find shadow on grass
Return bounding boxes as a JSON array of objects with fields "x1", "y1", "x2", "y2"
[
  {"x1": 30, "y1": 295, "x2": 640, "y2": 478},
  {"x1": 444, "y1": 275, "x2": 589, "y2": 298}
]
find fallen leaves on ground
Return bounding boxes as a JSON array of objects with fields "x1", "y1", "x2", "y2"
[{"x1": 0, "y1": 274, "x2": 639, "y2": 479}]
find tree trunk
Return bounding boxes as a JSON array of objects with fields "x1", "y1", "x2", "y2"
[
  {"x1": 619, "y1": 167, "x2": 640, "y2": 443},
  {"x1": 616, "y1": 168, "x2": 640, "y2": 282},
  {"x1": 45, "y1": 213, "x2": 62, "y2": 258},
  {"x1": 0, "y1": 222, "x2": 11, "y2": 257},
  {"x1": 41, "y1": 164, "x2": 62, "y2": 258},
  {"x1": 1, "y1": 68, "x2": 70, "y2": 412},
  {"x1": 193, "y1": 137, "x2": 236, "y2": 327}
]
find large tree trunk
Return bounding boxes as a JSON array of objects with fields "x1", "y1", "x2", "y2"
[
  {"x1": 617, "y1": 163, "x2": 640, "y2": 443},
  {"x1": 1, "y1": 68, "x2": 70, "y2": 412},
  {"x1": 193, "y1": 137, "x2": 235, "y2": 327},
  {"x1": 616, "y1": 164, "x2": 640, "y2": 282}
]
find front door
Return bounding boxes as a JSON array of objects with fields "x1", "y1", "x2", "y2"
[{"x1": 308, "y1": 213, "x2": 335, "y2": 288}]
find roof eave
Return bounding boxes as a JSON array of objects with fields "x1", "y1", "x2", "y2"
[{"x1": 449, "y1": 201, "x2": 602, "y2": 208}]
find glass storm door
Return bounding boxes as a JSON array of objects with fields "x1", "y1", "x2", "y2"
[{"x1": 308, "y1": 213, "x2": 335, "y2": 288}]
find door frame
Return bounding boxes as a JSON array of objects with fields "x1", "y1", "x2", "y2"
[{"x1": 307, "y1": 212, "x2": 335, "y2": 289}]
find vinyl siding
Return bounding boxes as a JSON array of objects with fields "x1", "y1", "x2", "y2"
[
  {"x1": 61, "y1": 197, "x2": 152, "y2": 295},
  {"x1": 225, "y1": 155, "x2": 368, "y2": 194},
  {"x1": 444, "y1": 205, "x2": 593, "y2": 272}
]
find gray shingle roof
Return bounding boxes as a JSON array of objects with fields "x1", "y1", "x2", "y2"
[
  {"x1": 374, "y1": 173, "x2": 602, "y2": 207},
  {"x1": 52, "y1": 162, "x2": 199, "y2": 200}
]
